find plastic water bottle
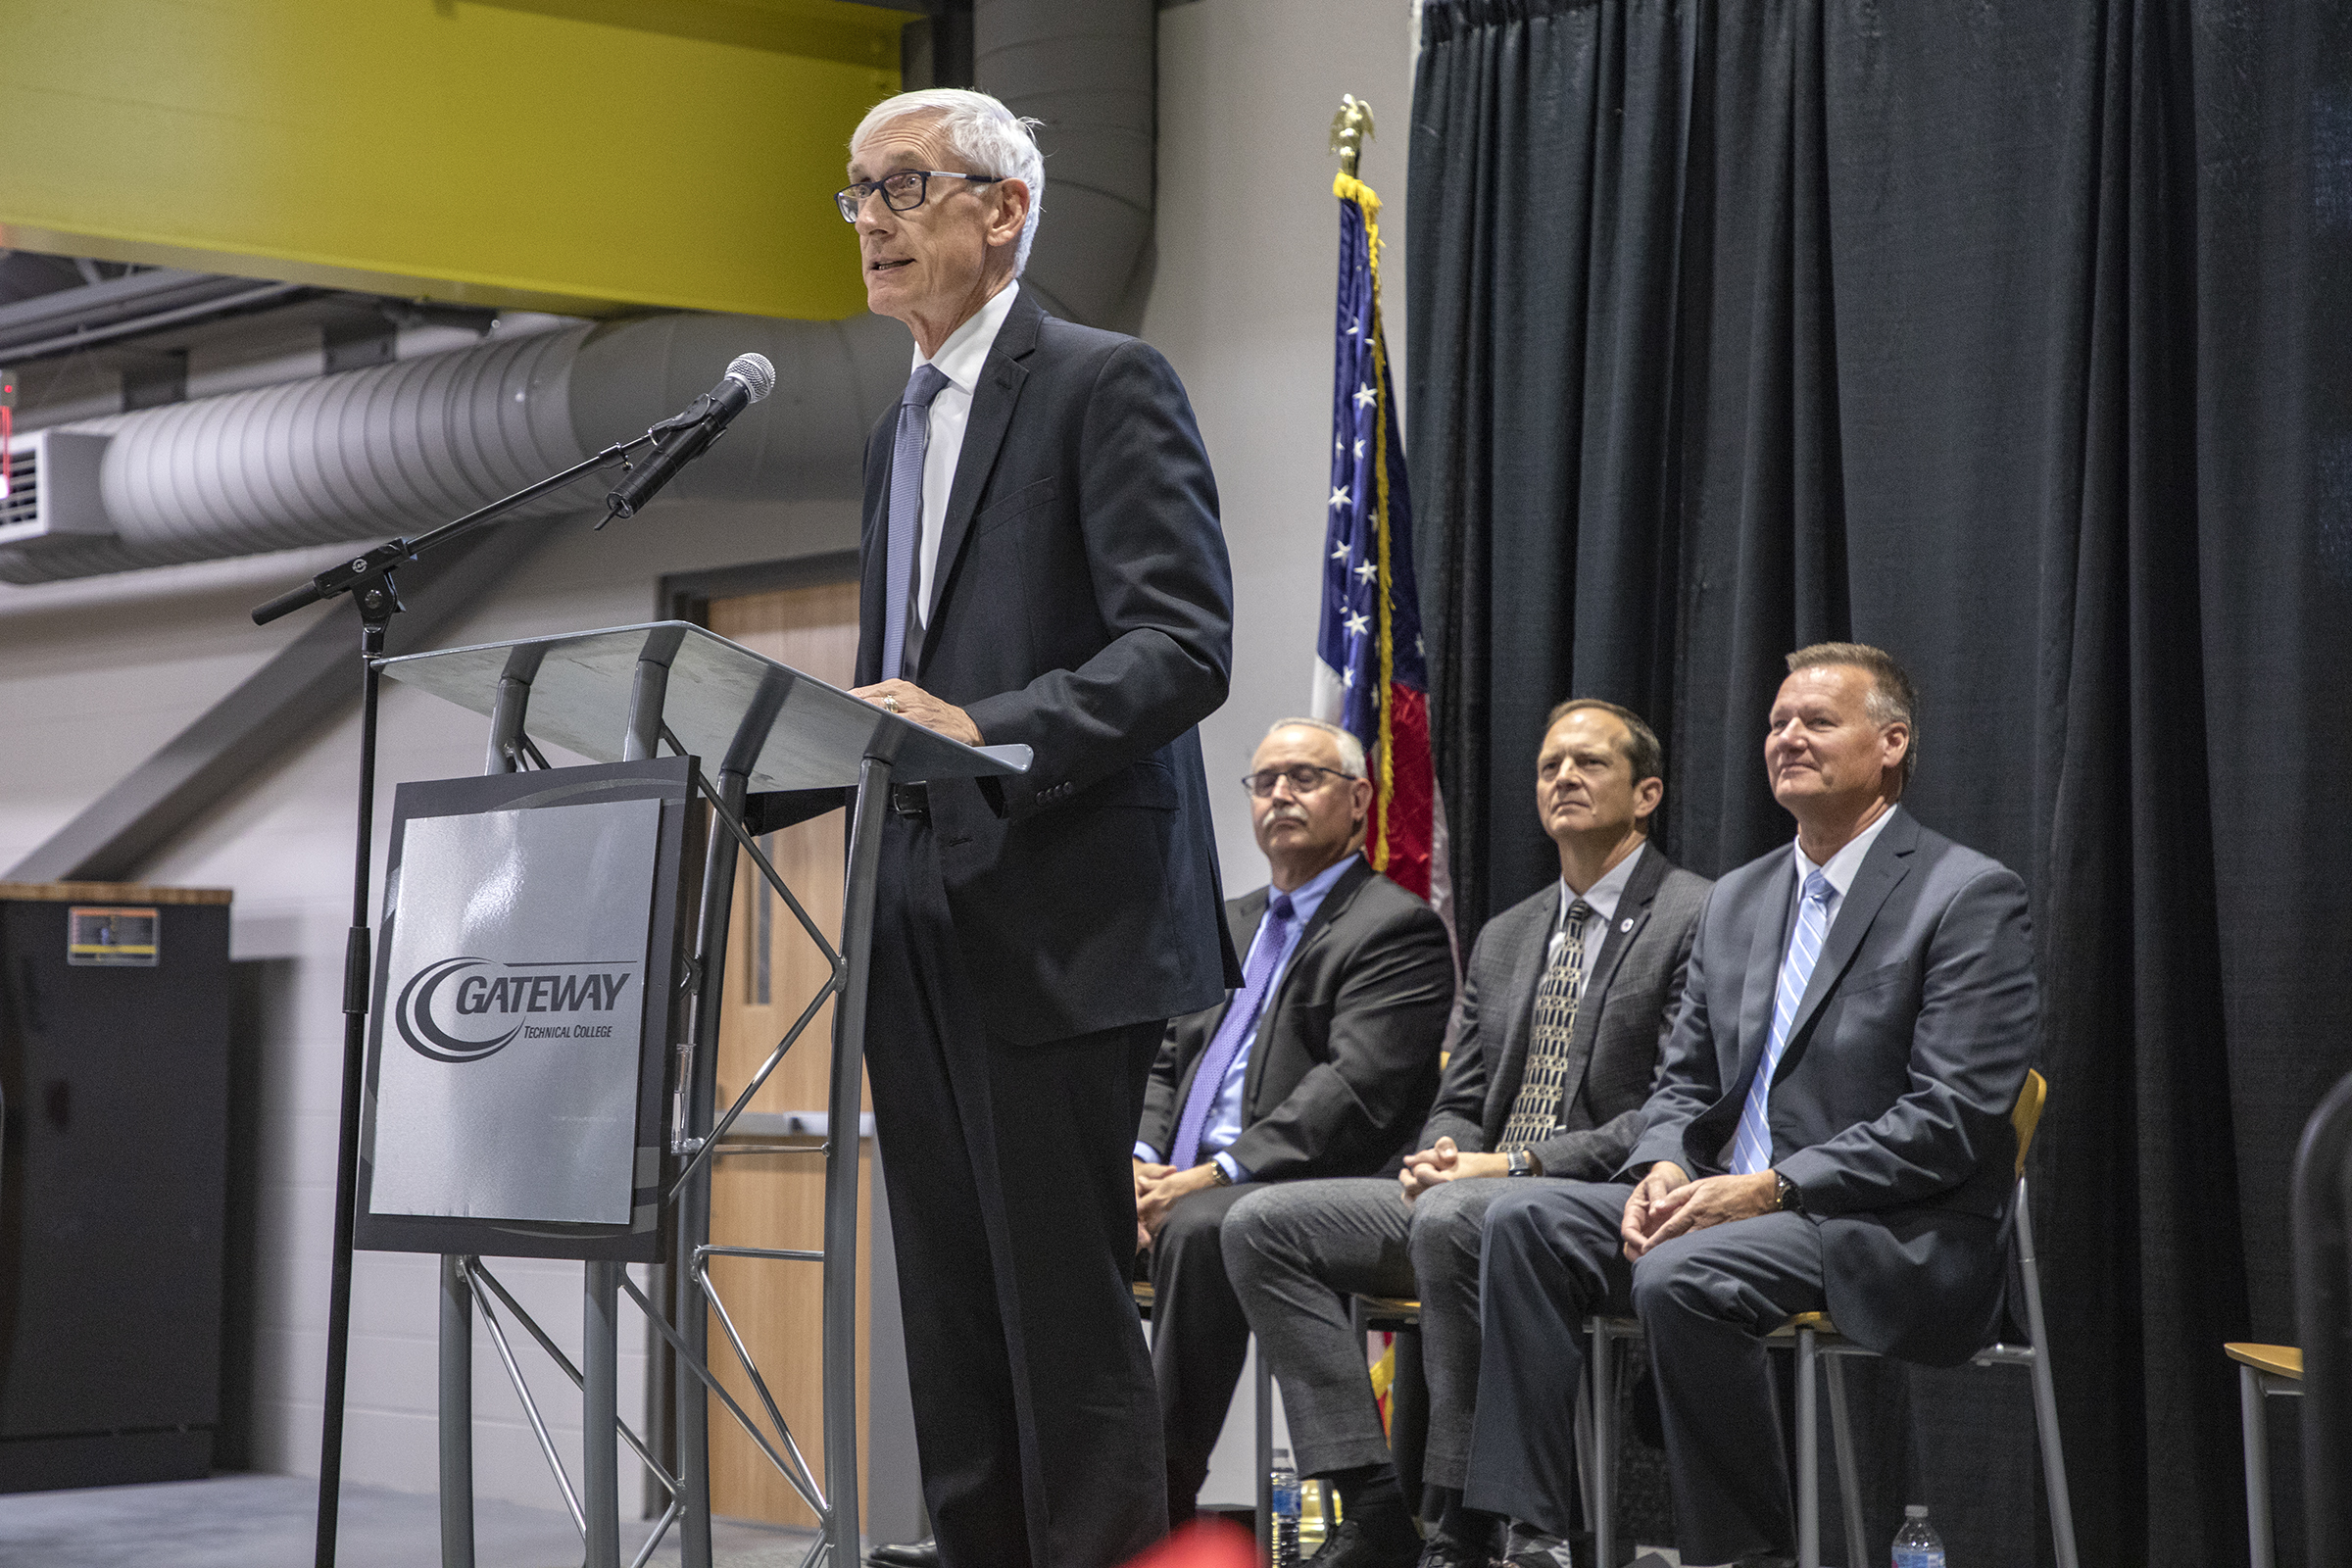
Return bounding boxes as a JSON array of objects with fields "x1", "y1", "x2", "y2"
[
  {"x1": 1269, "y1": 1446, "x2": 1301, "y2": 1567},
  {"x1": 1891, "y1": 1503, "x2": 1945, "y2": 1567}
]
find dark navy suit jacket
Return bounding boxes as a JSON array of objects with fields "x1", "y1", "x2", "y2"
[
  {"x1": 755, "y1": 288, "x2": 1240, "y2": 1045},
  {"x1": 1625, "y1": 808, "x2": 2039, "y2": 1364}
]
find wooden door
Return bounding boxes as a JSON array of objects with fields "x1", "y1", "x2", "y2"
[{"x1": 704, "y1": 578, "x2": 874, "y2": 1529}]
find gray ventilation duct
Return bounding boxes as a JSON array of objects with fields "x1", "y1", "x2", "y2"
[{"x1": 0, "y1": 0, "x2": 1154, "y2": 587}]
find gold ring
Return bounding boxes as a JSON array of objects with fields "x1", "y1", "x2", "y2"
[{"x1": 882, "y1": 695, "x2": 903, "y2": 714}]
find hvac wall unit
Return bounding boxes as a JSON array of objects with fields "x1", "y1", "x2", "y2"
[
  {"x1": 0, "y1": 430, "x2": 110, "y2": 547},
  {"x1": 0, "y1": 882, "x2": 232, "y2": 1491}
]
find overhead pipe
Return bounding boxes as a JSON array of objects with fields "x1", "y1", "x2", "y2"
[{"x1": 0, "y1": 0, "x2": 1156, "y2": 587}]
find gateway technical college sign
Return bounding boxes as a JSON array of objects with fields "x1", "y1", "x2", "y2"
[{"x1": 368, "y1": 795, "x2": 662, "y2": 1226}]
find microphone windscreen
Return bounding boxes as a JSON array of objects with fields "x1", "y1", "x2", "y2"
[{"x1": 726, "y1": 353, "x2": 777, "y2": 403}]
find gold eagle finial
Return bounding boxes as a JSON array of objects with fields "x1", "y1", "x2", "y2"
[{"x1": 1330, "y1": 94, "x2": 1376, "y2": 177}]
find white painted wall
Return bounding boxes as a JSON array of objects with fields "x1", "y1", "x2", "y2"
[{"x1": 0, "y1": 0, "x2": 1419, "y2": 1515}]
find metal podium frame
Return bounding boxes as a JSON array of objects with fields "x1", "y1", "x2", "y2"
[{"x1": 369, "y1": 620, "x2": 1030, "y2": 1568}]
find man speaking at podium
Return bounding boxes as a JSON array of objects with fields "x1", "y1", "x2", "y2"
[{"x1": 821, "y1": 87, "x2": 1235, "y2": 1568}]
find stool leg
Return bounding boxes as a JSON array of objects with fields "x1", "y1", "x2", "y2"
[
  {"x1": 1796, "y1": 1329, "x2": 1819, "y2": 1568},
  {"x1": 2242, "y1": 1364, "x2": 2274, "y2": 1568},
  {"x1": 1823, "y1": 1355, "x2": 1866, "y2": 1568},
  {"x1": 1255, "y1": 1339, "x2": 1273, "y2": 1562}
]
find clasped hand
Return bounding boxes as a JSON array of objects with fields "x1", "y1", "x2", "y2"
[
  {"x1": 853, "y1": 679, "x2": 982, "y2": 747},
  {"x1": 1133, "y1": 1159, "x2": 1221, "y2": 1251},
  {"x1": 1618, "y1": 1161, "x2": 1780, "y2": 1260},
  {"x1": 1397, "y1": 1136, "x2": 1510, "y2": 1202}
]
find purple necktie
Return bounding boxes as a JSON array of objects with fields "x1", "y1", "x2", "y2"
[
  {"x1": 881, "y1": 364, "x2": 952, "y2": 683},
  {"x1": 1170, "y1": 893, "x2": 1298, "y2": 1170}
]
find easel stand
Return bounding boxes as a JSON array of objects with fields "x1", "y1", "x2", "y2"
[{"x1": 258, "y1": 488, "x2": 1025, "y2": 1568}]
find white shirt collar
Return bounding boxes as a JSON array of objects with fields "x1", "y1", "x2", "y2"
[
  {"x1": 915, "y1": 279, "x2": 1020, "y2": 395},
  {"x1": 1793, "y1": 804, "x2": 1900, "y2": 899},
  {"x1": 1559, "y1": 839, "x2": 1646, "y2": 928}
]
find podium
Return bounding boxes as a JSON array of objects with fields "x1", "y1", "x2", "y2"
[{"x1": 361, "y1": 620, "x2": 1029, "y2": 1568}]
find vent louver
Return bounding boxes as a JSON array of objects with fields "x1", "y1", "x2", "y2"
[{"x1": 0, "y1": 430, "x2": 112, "y2": 547}]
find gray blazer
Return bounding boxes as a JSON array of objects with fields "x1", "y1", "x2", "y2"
[
  {"x1": 1422, "y1": 842, "x2": 1709, "y2": 1179},
  {"x1": 1626, "y1": 808, "x2": 2038, "y2": 1365}
]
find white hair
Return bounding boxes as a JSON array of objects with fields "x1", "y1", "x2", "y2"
[
  {"x1": 851, "y1": 88, "x2": 1047, "y2": 275},
  {"x1": 1266, "y1": 717, "x2": 1368, "y2": 779}
]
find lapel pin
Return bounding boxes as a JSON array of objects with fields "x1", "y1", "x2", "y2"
[{"x1": 1620, "y1": 917, "x2": 1635, "y2": 932}]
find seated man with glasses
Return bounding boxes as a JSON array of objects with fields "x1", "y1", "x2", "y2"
[{"x1": 1135, "y1": 716, "x2": 1455, "y2": 1529}]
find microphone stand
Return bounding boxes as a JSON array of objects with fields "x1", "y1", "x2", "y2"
[{"x1": 251, "y1": 433, "x2": 656, "y2": 1568}]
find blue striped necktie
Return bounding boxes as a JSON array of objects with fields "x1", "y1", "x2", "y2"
[
  {"x1": 1730, "y1": 869, "x2": 1835, "y2": 1176},
  {"x1": 880, "y1": 364, "x2": 951, "y2": 682}
]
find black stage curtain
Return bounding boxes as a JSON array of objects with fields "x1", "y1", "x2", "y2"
[{"x1": 1408, "y1": 1, "x2": 2351, "y2": 1563}]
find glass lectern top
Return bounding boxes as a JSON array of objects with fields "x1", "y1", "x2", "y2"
[{"x1": 376, "y1": 621, "x2": 1032, "y2": 792}]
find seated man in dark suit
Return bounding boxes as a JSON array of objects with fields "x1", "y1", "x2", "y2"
[
  {"x1": 1135, "y1": 717, "x2": 1455, "y2": 1528},
  {"x1": 1222, "y1": 700, "x2": 1710, "y2": 1568},
  {"x1": 1467, "y1": 644, "x2": 2038, "y2": 1568}
]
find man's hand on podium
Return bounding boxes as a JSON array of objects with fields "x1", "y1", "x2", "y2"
[{"x1": 854, "y1": 679, "x2": 982, "y2": 748}]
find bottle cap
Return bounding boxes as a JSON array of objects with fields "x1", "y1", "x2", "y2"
[{"x1": 1904, "y1": 1503, "x2": 1929, "y2": 1518}]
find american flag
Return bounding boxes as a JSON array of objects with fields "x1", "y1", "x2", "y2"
[{"x1": 1312, "y1": 172, "x2": 1448, "y2": 926}]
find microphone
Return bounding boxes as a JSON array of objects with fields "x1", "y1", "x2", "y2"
[{"x1": 604, "y1": 353, "x2": 776, "y2": 520}]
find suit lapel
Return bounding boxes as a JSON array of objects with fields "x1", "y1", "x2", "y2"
[
  {"x1": 855, "y1": 416, "x2": 894, "y2": 685},
  {"x1": 912, "y1": 292, "x2": 1043, "y2": 675},
  {"x1": 1489, "y1": 892, "x2": 1557, "y2": 1127},
  {"x1": 1776, "y1": 811, "x2": 1918, "y2": 1076},
  {"x1": 1245, "y1": 859, "x2": 1372, "y2": 1106},
  {"x1": 1568, "y1": 843, "x2": 1669, "y2": 1057},
  {"x1": 1730, "y1": 857, "x2": 1797, "y2": 1102}
]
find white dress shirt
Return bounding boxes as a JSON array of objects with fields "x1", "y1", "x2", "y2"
[
  {"x1": 1550, "y1": 840, "x2": 1648, "y2": 996},
  {"x1": 910, "y1": 279, "x2": 1021, "y2": 629}
]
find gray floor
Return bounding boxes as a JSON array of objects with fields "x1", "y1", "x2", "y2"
[{"x1": 0, "y1": 1473, "x2": 819, "y2": 1568}]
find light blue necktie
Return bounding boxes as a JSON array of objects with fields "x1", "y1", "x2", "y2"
[
  {"x1": 1730, "y1": 869, "x2": 1835, "y2": 1176},
  {"x1": 1169, "y1": 893, "x2": 1298, "y2": 1171},
  {"x1": 881, "y1": 364, "x2": 952, "y2": 682}
]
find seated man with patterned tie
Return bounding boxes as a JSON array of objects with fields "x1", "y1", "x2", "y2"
[
  {"x1": 1221, "y1": 700, "x2": 1710, "y2": 1568},
  {"x1": 1464, "y1": 645, "x2": 2039, "y2": 1568},
  {"x1": 1134, "y1": 717, "x2": 1456, "y2": 1529}
]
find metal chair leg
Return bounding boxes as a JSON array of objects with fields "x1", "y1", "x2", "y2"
[
  {"x1": 2242, "y1": 1363, "x2": 2275, "y2": 1568},
  {"x1": 1591, "y1": 1320, "x2": 1618, "y2": 1568},
  {"x1": 1823, "y1": 1354, "x2": 1866, "y2": 1568},
  {"x1": 1795, "y1": 1328, "x2": 1819, "y2": 1568},
  {"x1": 2015, "y1": 1185, "x2": 2080, "y2": 1568}
]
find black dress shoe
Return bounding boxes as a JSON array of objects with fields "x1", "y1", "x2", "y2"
[
  {"x1": 866, "y1": 1539, "x2": 940, "y2": 1568},
  {"x1": 1305, "y1": 1508, "x2": 1425, "y2": 1567}
]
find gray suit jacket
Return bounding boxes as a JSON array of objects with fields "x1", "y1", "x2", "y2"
[
  {"x1": 1625, "y1": 808, "x2": 2038, "y2": 1365},
  {"x1": 1422, "y1": 842, "x2": 1709, "y2": 1179}
]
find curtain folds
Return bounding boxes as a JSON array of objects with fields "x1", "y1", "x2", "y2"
[{"x1": 1408, "y1": 1, "x2": 2350, "y2": 1563}]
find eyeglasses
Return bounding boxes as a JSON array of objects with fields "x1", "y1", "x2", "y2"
[
  {"x1": 835, "y1": 170, "x2": 1004, "y2": 223},
  {"x1": 1241, "y1": 764, "x2": 1352, "y2": 798}
]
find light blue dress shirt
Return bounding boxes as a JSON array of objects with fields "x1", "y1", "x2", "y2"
[{"x1": 1137, "y1": 853, "x2": 1360, "y2": 1182}]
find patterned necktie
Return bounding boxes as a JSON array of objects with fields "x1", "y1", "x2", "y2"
[
  {"x1": 880, "y1": 364, "x2": 952, "y2": 683},
  {"x1": 1730, "y1": 869, "x2": 1836, "y2": 1175},
  {"x1": 1169, "y1": 893, "x2": 1298, "y2": 1170},
  {"x1": 1500, "y1": 900, "x2": 1594, "y2": 1153}
]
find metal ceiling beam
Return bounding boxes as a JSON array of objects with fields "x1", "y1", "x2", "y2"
[{"x1": 5, "y1": 514, "x2": 573, "y2": 883}]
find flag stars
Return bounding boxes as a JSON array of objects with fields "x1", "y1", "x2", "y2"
[
  {"x1": 1353, "y1": 383, "x2": 1377, "y2": 410},
  {"x1": 1345, "y1": 611, "x2": 1371, "y2": 638},
  {"x1": 1353, "y1": 560, "x2": 1378, "y2": 584},
  {"x1": 1329, "y1": 486, "x2": 1351, "y2": 511},
  {"x1": 1330, "y1": 538, "x2": 1351, "y2": 562}
]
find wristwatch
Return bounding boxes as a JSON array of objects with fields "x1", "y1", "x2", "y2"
[
  {"x1": 1207, "y1": 1160, "x2": 1235, "y2": 1188},
  {"x1": 1774, "y1": 1169, "x2": 1804, "y2": 1212},
  {"x1": 1506, "y1": 1150, "x2": 1540, "y2": 1178}
]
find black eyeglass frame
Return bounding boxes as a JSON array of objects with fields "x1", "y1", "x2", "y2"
[
  {"x1": 835, "y1": 170, "x2": 1004, "y2": 223},
  {"x1": 1239, "y1": 764, "x2": 1356, "y2": 798}
]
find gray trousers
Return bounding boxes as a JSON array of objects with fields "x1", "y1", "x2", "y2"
[
  {"x1": 1466, "y1": 1180, "x2": 1827, "y2": 1565},
  {"x1": 1220, "y1": 1176, "x2": 1513, "y2": 1490}
]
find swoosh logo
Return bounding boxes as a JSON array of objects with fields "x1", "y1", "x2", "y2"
[{"x1": 396, "y1": 956, "x2": 523, "y2": 1063}]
